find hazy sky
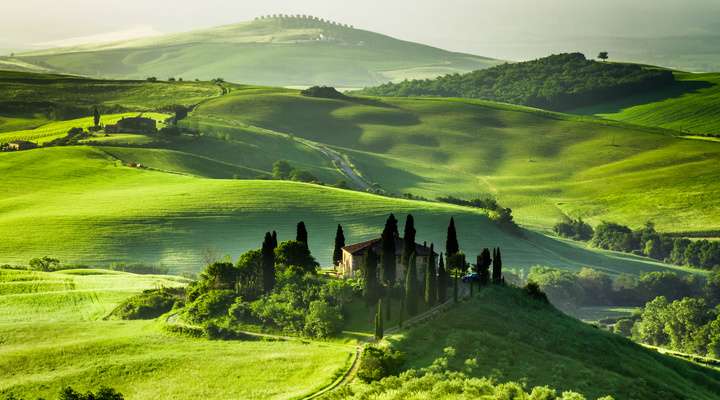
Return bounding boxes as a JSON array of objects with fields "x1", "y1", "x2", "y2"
[{"x1": 2, "y1": 0, "x2": 719, "y2": 59}]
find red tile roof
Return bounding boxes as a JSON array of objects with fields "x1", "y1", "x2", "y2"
[{"x1": 342, "y1": 237, "x2": 436, "y2": 256}]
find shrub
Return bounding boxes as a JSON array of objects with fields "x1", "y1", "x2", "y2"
[
  {"x1": 28, "y1": 256, "x2": 61, "y2": 271},
  {"x1": 356, "y1": 346, "x2": 405, "y2": 382},
  {"x1": 184, "y1": 290, "x2": 236, "y2": 323},
  {"x1": 300, "y1": 86, "x2": 347, "y2": 99},
  {"x1": 58, "y1": 386, "x2": 124, "y2": 400},
  {"x1": 523, "y1": 282, "x2": 549, "y2": 303},
  {"x1": 110, "y1": 287, "x2": 183, "y2": 319},
  {"x1": 303, "y1": 300, "x2": 343, "y2": 338},
  {"x1": 614, "y1": 318, "x2": 635, "y2": 337},
  {"x1": 554, "y1": 218, "x2": 594, "y2": 241}
]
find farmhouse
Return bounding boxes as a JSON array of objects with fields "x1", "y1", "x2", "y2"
[
  {"x1": 3, "y1": 140, "x2": 38, "y2": 151},
  {"x1": 105, "y1": 116, "x2": 157, "y2": 134},
  {"x1": 340, "y1": 237, "x2": 437, "y2": 281}
]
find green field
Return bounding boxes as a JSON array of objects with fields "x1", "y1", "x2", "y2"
[
  {"x1": 573, "y1": 72, "x2": 720, "y2": 136},
  {"x1": 0, "y1": 268, "x2": 352, "y2": 400},
  {"x1": 387, "y1": 285, "x2": 720, "y2": 400},
  {"x1": 190, "y1": 87, "x2": 720, "y2": 234},
  {"x1": 13, "y1": 17, "x2": 499, "y2": 88}
]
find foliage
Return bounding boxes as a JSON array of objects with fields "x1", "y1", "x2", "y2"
[
  {"x1": 356, "y1": 346, "x2": 404, "y2": 383},
  {"x1": 109, "y1": 287, "x2": 183, "y2": 320},
  {"x1": 183, "y1": 290, "x2": 236, "y2": 324},
  {"x1": 28, "y1": 256, "x2": 61, "y2": 272},
  {"x1": 445, "y1": 217, "x2": 459, "y2": 257},
  {"x1": 554, "y1": 218, "x2": 594, "y2": 241},
  {"x1": 303, "y1": 300, "x2": 343, "y2": 337},
  {"x1": 235, "y1": 249, "x2": 263, "y2": 301},
  {"x1": 363, "y1": 53, "x2": 674, "y2": 110},
  {"x1": 424, "y1": 244, "x2": 437, "y2": 307},
  {"x1": 523, "y1": 282, "x2": 549, "y2": 303},
  {"x1": 300, "y1": 86, "x2": 347, "y2": 99},
  {"x1": 58, "y1": 386, "x2": 124, "y2": 400},
  {"x1": 404, "y1": 254, "x2": 419, "y2": 316},
  {"x1": 380, "y1": 214, "x2": 398, "y2": 283},
  {"x1": 374, "y1": 299, "x2": 383, "y2": 341},
  {"x1": 362, "y1": 248, "x2": 381, "y2": 307},
  {"x1": 274, "y1": 240, "x2": 319, "y2": 274},
  {"x1": 332, "y1": 224, "x2": 345, "y2": 266}
]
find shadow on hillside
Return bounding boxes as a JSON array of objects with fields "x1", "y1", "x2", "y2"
[{"x1": 572, "y1": 78, "x2": 715, "y2": 115}]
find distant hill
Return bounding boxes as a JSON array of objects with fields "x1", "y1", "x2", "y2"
[
  {"x1": 361, "y1": 53, "x2": 675, "y2": 110},
  {"x1": 389, "y1": 285, "x2": 720, "y2": 400},
  {"x1": 11, "y1": 16, "x2": 499, "y2": 87}
]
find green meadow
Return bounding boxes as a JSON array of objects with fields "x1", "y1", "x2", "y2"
[
  {"x1": 0, "y1": 268, "x2": 352, "y2": 400},
  {"x1": 192, "y1": 87, "x2": 720, "y2": 234},
  {"x1": 573, "y1": 72, "x2": 720, "y2": 136},
  {"x1": 387, "y1": 285, "x2": 720, "y2": 400}
]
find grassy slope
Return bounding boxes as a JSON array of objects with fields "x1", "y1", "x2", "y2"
[
  {"x1": 193, "y1": 88, "x2": 720, "y2": 234},
  {"x1": 0, "y1": 70, "x2": 221, "y2": 132},
  {"x1": 14, "y1": 19, "x2": 499, "y2": 87},
  {"x1": 573, "y1": 72, "x2": 720, "y2": 136},
  {"x1": 0, "y1": 268, "x2": 351, "y2": 399},
  {"x1": 388, "y1": 285, "x2": 720, "y2": 400},
  {"x1": 0, "y1": 145, "x2": 684, "y2": 276}
]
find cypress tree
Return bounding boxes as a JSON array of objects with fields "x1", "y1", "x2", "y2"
[
  {"x1": 478, "y1": 248, "x2": 491, "y2": 285},
  {"x1": 453, "y1": 268, "x2": 459, "y2": 303},
  {"x1": 261, "y1": 232, "x2": 276, "y2": 293},
  {"x1": 93, "y1": 106, "x2": 100, "y2": 127},
  {"x1": 492, "y1": 248, "x2": 504, "y2": 284},
  {"x1": 271, "y1": 231, "x2": 278, "y2": 249},
  {"x1": 362, "y1": 248, "x2": 380, "y2": 307},
  {"x1": 381, "y1": 214, "x2": 398, "y2": 283},
  {"x1": 438, "y1": 252, "x2": 448, "y2": 303},
  {"x1": 296, "y1": 221, "x2": 308, "y2": 247},
  {"x1": 446, "y1": 217, "x2": 459, "y2": 257},
  {"x1": 332, "y1": 224, "x2": 345, "y2": 267},
  {"x1": 398, "y1": 287, "x2": 405, "y2": 328},
  {"x1": 402, "y1": 214, "x2": 416, "y2": 267},
  {"x1": 385, "y1": 288, "x2": 392, "y2": 321},
  {"x1": 404, "y1": 252, "x2": 419, "y2": 316},
  {"x1": 424, "y1": 244, "x2": 437, "y2": 307},
  {"x1": 374, "y1": 298, "x2": 383, "y2": 341}
]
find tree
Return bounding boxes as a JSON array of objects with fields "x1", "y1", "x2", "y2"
[
  {"x1": 453, "y1": 267, "x2": 459, "y2": 303},
  {"x1": 424, "y1": 244, "x2": 437, "y2": 307},
  {"x1": 374, "y1": 298, "x2": 384, "y2": 340},
  {"x1": 272, "y1": 160, "x2": 293, "y2": 180},
  {"x1": 598, "y1": 51, "x2": 609, "y2": 62},
  {"x1": 93, "y1": 106, "x2": 100, "y2": 127},
  {"x1": 404, "y1": 253, "x2": 419, "y2": 316},
  {"x1": 333, "y1": 224, "x2": 345, "y2": 267},
  {"x1": 402, "y1": 214, "x2": 416, "y2": 267},
  {"x1": 446, "y1": 217, "x2": 459, "y2": 257},
  {"x1": 202, "y1": 262, "x2": 238, "y2": 290},
  {"x1": 296, "y1": 221, "x2": 308, "y2": 247},
  {"x1": 492, "y1": 248, "x2": 503, "y2": 284},
  {"x1": 275, "y1": 240, "x2": 318, "y2": 274},
  {"x1": 28, "y1": 256, "x2": 61, "y2": 271},
  {"x1": 271, "y1": 231, "x2": 278, "y2": 249},
  {"x1": 261, "y1": 232, "x2": 276, "y2": 293},
  {"x1": 477, "y1": 249, "x2": 492, "y2": 285},
  {"x1": 381, "y1": 214, "x2": 398, "y2": 283},
  {"x1": 363, "y1": 248, "x2": 380, "y2": 307},
  {"x1": 236, "y1": 249, "x2": 263, "y2": 300},
  {"x1": 438, "y1": 252, "x2": 448, "y2": 303}
]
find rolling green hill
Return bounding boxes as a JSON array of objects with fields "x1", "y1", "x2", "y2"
[
  {"x1": 13, "y1": 16, "x2": 500, "y2": 87},
  {"x1": 572, "y1": 72, "x2": 720, "y2": 136},
  {"x1": 386, "y1": 285, "x2": 720, "y2": 400},
  {"x1": 359, "y1": 53, "x2": 675, "y2": 110},
  {"x1": 191, "y1": 86, "x2": 720, "y2": 235},
  {"x1": 0, "y1": 268, "x2": 352, "y2": 399},
  {"x1": 0, "y1": 145, "x2": 687, "y2": 276}
]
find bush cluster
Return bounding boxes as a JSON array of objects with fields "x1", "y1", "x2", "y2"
[{"x1": 110, "y1": 287, "x2": 183, "y2": 320}]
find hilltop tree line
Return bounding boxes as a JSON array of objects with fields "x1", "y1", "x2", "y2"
[
  {"x1": 555, "y1": 218, "x2": 720, "y2": 270},
  {"x1": 254, "y1": 14, "x2": 354, "y2": 29},
  {"x1": 362, "y1": 53, "x2": 675, "y2": 111}
]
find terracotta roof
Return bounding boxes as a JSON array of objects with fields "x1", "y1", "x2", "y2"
[{"x1": 342, "y1": 237, "x2": 436, "y2": 256}]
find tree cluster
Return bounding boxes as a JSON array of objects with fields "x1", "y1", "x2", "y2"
[
  {"x1": 554, "y1": 217, "x2": 594, "y2": 241},
  {"x1": 272, "y1": 160, "x2": 320, "y2": 183},
  {"x1": 300, "y1": 86, "x2": 347, "y2": 99},
  {"x1": 362, "y1": 53, "x2": 675, "y2": 111}
]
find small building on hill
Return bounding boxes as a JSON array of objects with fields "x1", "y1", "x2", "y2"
[
  {"x1": 3, "y1": 140, "x2": 38, "y2": 151},
  {"x1": 105, "y1": 116, "x2": 157, "y2": 134},
  {"x1": 340, "y1": 237, "x2": 437, "y2": 281}
]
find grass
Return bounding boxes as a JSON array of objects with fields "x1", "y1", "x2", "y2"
[
  {"x1": 387, "y1": 285, "x2": 720, "y2": 400},
  {"x1": 192, "y1": 87, "x2": 720, "y2": 235},
  {"x1": 13, "y1": 18, "x2": 500, "y2": 87},
  {"x1": 0, "y1": 268, "x2": 353, "y2": 400},
  {"x1": 0, "y1": 113, "x2": 169, "y2": 145},
  {"x1": 572, "y1": 72, "x2": 720, "y2": 136},
  {"x1": 0, "y1": 145, "x2": 690, "y2": 276}
]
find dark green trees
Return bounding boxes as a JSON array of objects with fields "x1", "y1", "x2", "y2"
[
  {"x1": 403, "y1": 214, "x2": 416, "y2": 266},
  {"x1": 598, "y1": 51, "x2": 609, "y2": 62},
  {"x1": 296, "y1": 221, "x2": 308, "y2": 247},
  {"x1": 438, "y1": 252, "x2": 448, "y2": 303},
  {"x1": 424, "y1": 243, "x2": 437, "y2": 307},
  {"x1": 275, "y1": 240, "x2": 318, "y2": 274},
  {"x1": 492, "y1": 248, "x2": 503, "y2": 284},
  {"x1": 446, "y1": 217, "x2": 459, "y2": 257},
  {"x1": 93, "y1": 106, "x2": 100, "y2": 127},
  {"x1": 272, "y1": 160, "x2": 292, "y2": 179},
  {"x1": 271, "y1": 230, "x2": 278, "y2": 249},
  {"x1": 477, "y1": 248, "x2": 491, "y2": 285},
  {"x1": 374, "y1": 298, "x2": 384, "y2": 341},
  {"x1": 404, "y1": 253, "x2": 419, "y2": 316},
  {"x1": 381, "y1": 214, "x2": 398, "y2": 283},
  {"x1": 363, "y1": 248, "x2": 381, "y2": 307},
  {"x1": 333, "y1": 224, "x2": 345, "y2": 266},
  {"x1": 261, "y1": 232, "x2": 276, "y2": 293}
]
